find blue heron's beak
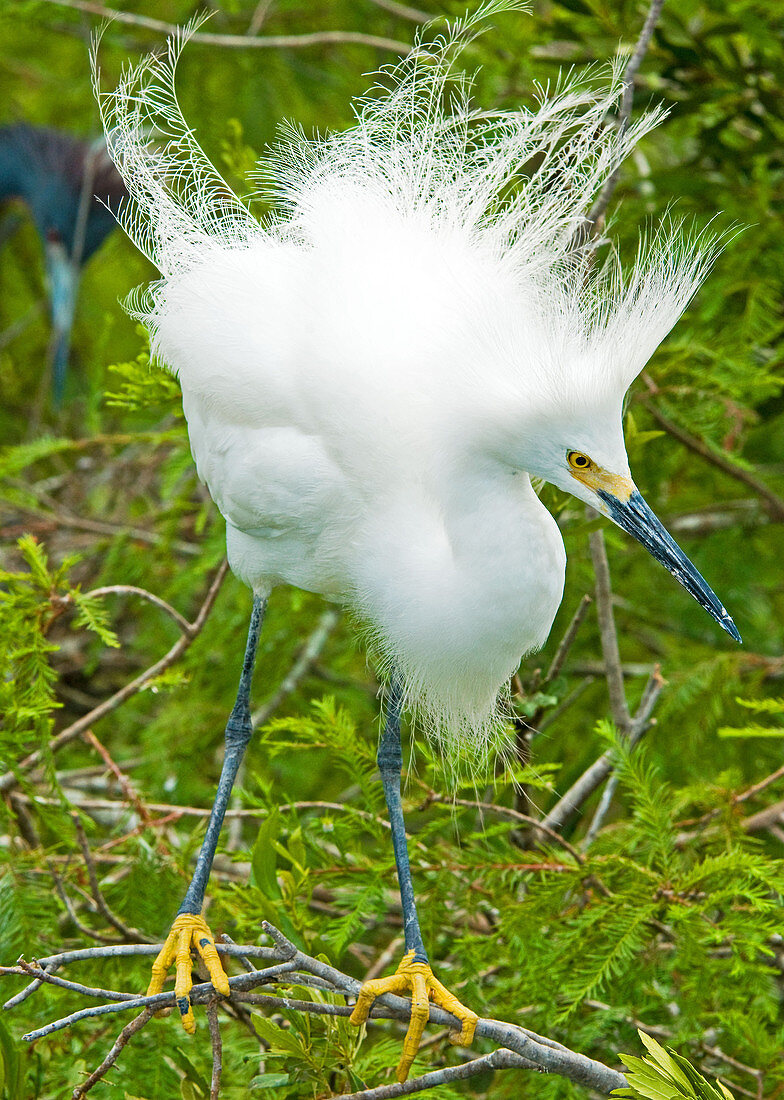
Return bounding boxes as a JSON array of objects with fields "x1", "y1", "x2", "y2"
[
  {"x1": 44, "y1": 238, "x2": 80, "y2": 405},
  {"x1": 597, "y1": 488, "x2": 741, "y2": 643}
]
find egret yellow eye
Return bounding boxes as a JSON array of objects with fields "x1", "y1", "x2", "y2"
[{"x1": 567, "y1": 451, "x2": 591, "y2": 470}]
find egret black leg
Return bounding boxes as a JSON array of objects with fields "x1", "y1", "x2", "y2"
[
  {"x1": 178, "y1": 594, "x2": 267, "y2": 915},
  {"x1": 146, "y1": 594, "x2": 266, "y2": 1031},
  {"x1": 350, "y1": 673, "x2": 479, "y2": 1083},
  {"x1": 377, "y1": 675, "x2": 427, "y2": 963}
]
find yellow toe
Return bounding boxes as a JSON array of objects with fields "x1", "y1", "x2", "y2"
[
  {"x1": 351, "y1": 950, "x2": 478, "y2": 1083},
  {"x1": 148, "y1": 912, "x2": 231, "y2": 1032}
]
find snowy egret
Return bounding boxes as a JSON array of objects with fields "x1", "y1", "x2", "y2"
[
  {"x1": 96, "y1": 12, "x2": 740, "y2": 1082},
  {"x1": 0, "y1": 124, "x2": 125, "y2": 401}
]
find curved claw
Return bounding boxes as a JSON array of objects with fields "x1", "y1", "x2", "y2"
[
  {"x1": 349, "y1": 949, "x2": 479, "y2": 1083},
  {"x1": 147, "y1": 913, "x2": 230, "y2": 1033}
]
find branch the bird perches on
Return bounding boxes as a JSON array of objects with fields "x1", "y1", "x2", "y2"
[{"x1": 2, "y1": 925, "x2": 628, "y2": 1099}]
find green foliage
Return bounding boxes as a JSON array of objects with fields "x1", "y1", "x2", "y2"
[
  {"x1": 615, "y1": 1032, "x2": 734, "y2": 1100},
  {"x1": 0, "y1": 0, "x2": 782, "y2": 1097},
  {"x1": 718, "y1": 697, "x2": 784, "y2": 739}
]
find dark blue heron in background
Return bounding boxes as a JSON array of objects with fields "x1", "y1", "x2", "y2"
[{"x1": 0, "y1": 123, "x2": 126, "y2": 403}]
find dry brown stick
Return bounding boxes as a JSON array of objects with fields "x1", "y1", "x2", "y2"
[
  {"x1": 366, "y1": 0, "x2": 430, "y2": 23},
  {"x1": 46, "y1": 0, "x2": 412, "y2": 53},
  {"x1": 675, "y1": 760, "x2": 784, "y2": 840},
  {"x1": 589, "y1": 525, "x2": 631, "y2": 734},
  {"x1": 735, "y1": 761, "x2": 784, "y2": 805},
  {"x1": 83, "y1": 584, "x2": 191, "y2": 634},
  {"x1": 542, "y1": 594, "x2": 593, "y2": 687},
  {"x1": 50, "y1": 868, "x2": 116, "y2": 946},
  {"x1": 741, "y1": 798, "x2": 784, "y2": 835},
  {"x1": 70, "y1": 815, "x2": 153, "y2": 943},
  {"x1": 206, "y1": 999, "x2": 223, "y2": 1100},
  {"x1": 422, "y1": 787, "x2": 585, "y2": 864},
  {"x1": 71, "y1": 1008, "x2": 154, "y2": 1098},
  {"x1": 641, "y1": 400, "x2": 784, "y2": 522},
  {"x1": 0, "y1": 560, "x2": 228, "y2": 795},
  {"x1": 80, "y1": 729, "x2": 151, "y2": 824}
]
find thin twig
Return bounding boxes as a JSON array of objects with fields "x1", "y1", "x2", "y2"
[
  {"x1": 642, "y1": 400, "x2": 784, "y2": 522},
  {"x1": 29, "y1": 795, "x2": 392, "y2": 832},
  {"x1": 589, "y1": 524, "x2": 631, "y2": 734},
  {"x1": 246, "y1": 0, "x2": 274, "y2": 35},
  {"x1": 80, "y1": 729, "x2": 151, "y2": 824},
  {"x1": 339, "y1": 1048, "x2": 537, "y2": 1099},
  {"x1": 365, "y1": 0, "x2": 430, "y2": 23},
  {"x1": 206, "y1": 999, "x2": 223, "y2": 1100},
  {"x1": 251, "y1": 608, "x2": 340, "y2": 728},
  {"x1": 220, "y1": 933, "x2": 255, "y2": 974},
  {"x1": 10, "y1": 499, "x2": 200, "y2": 556},
  {"x1": 83, "y1": 584, "x2": 191, "y2": 634},
  {"x1": 72, "y1": 1008, "x2": 154, "y2": 1098},
  {"x1": 540, "y1": 666, "x2": 664, "y2": 834},
  {"x1": 538, "y1": 676, "x2": 596, "y2": 732},
  {"x1": 542, "y1": 594, "x2": 593, "y2": 687},
  {"x1": 579, "y1": 0, "x2": 666, "y2": 239},
  {"x1": 0, "y1": 560, "x2": 228, "y2": 795},
  {"x1": 71, "y1": 814, "x2": 153, "y2": 943},
  {"x1": 46, "y1": 0, "x2": 412, "y2": 54},
  {"x1": 422, "y1": 787, "x2": 584, "y2": 863},
  {"x1": 50, "y1": 869, "x2": 117, "y2": 946}
]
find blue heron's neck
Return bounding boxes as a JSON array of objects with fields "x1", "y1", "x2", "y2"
[{"x1": 0, "y1": 136, "x2": 26, "y2": 202}]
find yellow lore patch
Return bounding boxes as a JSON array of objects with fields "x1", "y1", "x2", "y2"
[{"x1": 569, "y1": 458, "x2": 635, "y2": 502}]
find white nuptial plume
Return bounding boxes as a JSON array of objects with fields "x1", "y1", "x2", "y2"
[{"x1": 94, "y1": 6, "x2": 720, "y2": 770}]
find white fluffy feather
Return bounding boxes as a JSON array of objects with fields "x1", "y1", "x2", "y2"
[{"x1": 95, "y1": 11, "x2": 717, "y2": 766}]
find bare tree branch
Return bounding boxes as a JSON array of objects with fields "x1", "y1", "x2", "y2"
[
  {"x1": 365, "y1": 0, "x2": 431, "y2": 24},
  {"x1": 83, "y1": 584, "x2": 191, "y2": 634},
  {"x1": 44, "y1": 0, "x2": 413, "y2": 54},
  {"x1": 3, "y1": 926, "x2": 629, "y2": 1095},
  {"x1": 206, "y1": 999, "x2": 223, "y2": 1100},
  {"x1": 589, "y1": 525, "x2": 632, "y2": 735},
  {"x1": 542, "y1": 594, "x2": 593, "y2": 687},
  {"x1": 539, "y1": 666, "x2": 664, "y2": 834},
  {"x1": 71, "y1": 1008, "x2": 154, "y2": 1098},
  {"x1": 339, "y1": 1048, "x2": 537, "y2": 1099},
  {"x1": 71, "y1": 814, "x2": 153, "y2": 943}
]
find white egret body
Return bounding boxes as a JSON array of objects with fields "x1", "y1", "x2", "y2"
[{"x1": 96, "y1": 11, "x2": 739, "y2": 1076}]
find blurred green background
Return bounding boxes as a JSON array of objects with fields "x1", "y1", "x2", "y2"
[{"x1": 0, "y1": 1, "x2": 782, "y2": 1097}]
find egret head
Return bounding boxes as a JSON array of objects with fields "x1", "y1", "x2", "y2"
[{"x1": 517, "y1": 388, "x2": 741, "y2": 644}]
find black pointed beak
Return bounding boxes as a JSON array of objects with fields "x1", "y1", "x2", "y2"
[{"x1": 597, "y1": 489, "x2": 741, "y2": 643}]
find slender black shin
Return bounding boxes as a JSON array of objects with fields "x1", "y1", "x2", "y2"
[
  {"x1": 178, "y1": 595, "x2": 266, "y2": 916},
  {"x1": 377, "y1": 675, "x2": 427, "y2": 963}
]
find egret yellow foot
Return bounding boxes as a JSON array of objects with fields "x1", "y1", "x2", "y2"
[
  {"x1": 147, "y1": 913, "x2": 230, "y2": 1033},
  {"x1": 350, "y1": 949, "x2": 479, "y2": 1082}
]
